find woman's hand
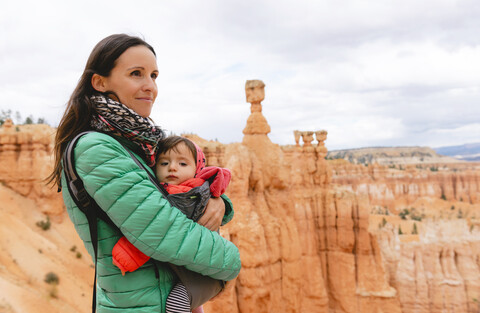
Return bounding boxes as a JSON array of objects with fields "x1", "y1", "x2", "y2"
[{"x1": 198, "y1": 197, "x2": 225, "y2": 231}]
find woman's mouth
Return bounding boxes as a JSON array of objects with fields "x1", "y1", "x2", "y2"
[{"x1": 136, "y1": 97, "x2": 153, "y2": 103}]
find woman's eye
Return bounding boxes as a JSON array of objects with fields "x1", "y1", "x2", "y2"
[
  {"x1": 151, "y1": 73, "x2": 158, "y2": 79},
  {"x1": 131, "y1": 70, "x2": 141, "y2": 77}
]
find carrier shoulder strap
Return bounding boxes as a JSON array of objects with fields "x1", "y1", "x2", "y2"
[
  {"x1": 63, "y1": 131, "x2": 117, "y2": 313},
  {"x1": 63, "y1": 131, "x2": 119, "y2": 229}
]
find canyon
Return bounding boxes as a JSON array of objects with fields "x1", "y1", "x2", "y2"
[{"x1": 1, "y1": 81, "x2": 480, "y2": 313}]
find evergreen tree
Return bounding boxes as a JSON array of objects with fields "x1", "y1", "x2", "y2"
[
  {"x1": 0, "y1": 109, "x2": 12, "y2": 126},
  {"x1": 382, "y1": 217, "x2": 387, "y2": 227},
  {"x1": 24, "y1": 116, "x2": 34, "y2": 124},
  {"x1": 412, "y1": 223, "x2": 418, "y2": 235}
]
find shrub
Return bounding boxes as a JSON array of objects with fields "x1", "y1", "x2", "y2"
[
  {"x1": 411, "y1": 213, "x2": 423, "y2": 222},
  {"x1": 36, "y1": 216, "x2": 51, "y2": 231},
  {"x1": 457, "y1": 209, "x2": 464, "y2": 219},
  {"x1": 44, "y1": 272, "x2": 59, "y2": 285},
  {"x1": 76, "y1": 252, "x2": 82, "y2": 259},
  {"x1": 399, "y1": 209, "x2": 410, "y2": 220},
  {"x1": 398, "y1": 226, "x2": 403, "y2": 235}
]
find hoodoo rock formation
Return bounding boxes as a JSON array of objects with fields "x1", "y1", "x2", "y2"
[
  {"x1": 0, "y1": 81, "x2": 480, "y2": 313},
  {"x1": 197, "y1": 81, "x2": 403, "y2": 313}
]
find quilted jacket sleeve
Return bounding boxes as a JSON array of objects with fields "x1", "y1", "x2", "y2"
[
  {"x1": 221, "y1": 194, "x2": 234, "y2": 225},
  {"x1": 74, "y1": 132, "x2": 241, "y2": 281}
]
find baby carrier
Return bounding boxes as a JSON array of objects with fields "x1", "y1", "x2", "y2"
[{"x1": 62, "y1": 131, "x2": 224, "y2": 313}]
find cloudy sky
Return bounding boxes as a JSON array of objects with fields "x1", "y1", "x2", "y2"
[{"x1": 1, "y1": 0, "x2": 479, "y2": 150}]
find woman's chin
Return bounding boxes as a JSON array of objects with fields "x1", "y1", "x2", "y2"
[{"x1": 137, "y1": 108, "x2": 152, "y2": 118}]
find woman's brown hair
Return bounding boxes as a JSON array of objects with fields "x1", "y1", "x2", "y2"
[{"x1": 47, "y1": 34, "x2": 156, "y2": 189}]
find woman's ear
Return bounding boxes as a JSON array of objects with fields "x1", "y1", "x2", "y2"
[{"x1": 91, "y1": 74, "x2": 107, "y2": 92}]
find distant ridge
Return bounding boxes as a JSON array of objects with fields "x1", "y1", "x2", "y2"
[
  {"x1": 434, "y1": 142, "x2": 480, "y2": 161},
  {"x1": 327, "y1": 146, "x2": 461, "y2": 165}
]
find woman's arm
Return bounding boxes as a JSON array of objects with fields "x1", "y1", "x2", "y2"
[{"x1": 74, "y1": 132, "x2": 241, "y2": 281}]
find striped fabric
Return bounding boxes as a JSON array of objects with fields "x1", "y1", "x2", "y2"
[{"x1": 166, "y1": 283, "x2": 191, "y2": 313}]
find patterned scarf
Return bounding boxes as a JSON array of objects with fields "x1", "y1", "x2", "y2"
[{"x1": 90, "y1": 94, "x2": 165, "y2": 166}]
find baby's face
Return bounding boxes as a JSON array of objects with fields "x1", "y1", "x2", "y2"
[{"x1": 156, "y1": 142, "x2": 196, "y2": 185}]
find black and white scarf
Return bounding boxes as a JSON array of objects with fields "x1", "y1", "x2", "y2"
[{"x1": 90, "y1": 94, "x2": 165, "y2": 166}]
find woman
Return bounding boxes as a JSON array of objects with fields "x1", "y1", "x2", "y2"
[{"x1": 49, "y1": 34, "x2": 241, "y2": 313}]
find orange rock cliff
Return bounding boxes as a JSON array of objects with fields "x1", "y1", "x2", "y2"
[{"x1": 1, "y1": 80, "x2": 480, "y2": 313}]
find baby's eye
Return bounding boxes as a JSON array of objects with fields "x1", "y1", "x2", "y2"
[
  {"x1": 180, "y1": 162, "x2": 188, "y2": 166},
  {"x1": 160, "y1": 162, "x2": 168, "y2": 166}
]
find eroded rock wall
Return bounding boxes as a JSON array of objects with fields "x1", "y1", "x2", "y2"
[
  {"x1": 0, "y1": 121, "x2": 62, "y2": 215},
  {"x1": 377, "y1": 221, "x2": 480, "y2": 313},
  {"x1": 330, "y1": 161, "x2": 480, "y2": 208},
  {"x1": 197, "y1": 131, "x2": 401, "y2": 313}
]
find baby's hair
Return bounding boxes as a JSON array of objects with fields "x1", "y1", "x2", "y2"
[{"x1": 157, "y1": 136, "x2": 197, "y2": 162}]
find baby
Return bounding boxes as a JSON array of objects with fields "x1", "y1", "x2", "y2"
[{"x1": 112, "y1": 136, "x2": 232, "y2": 313}]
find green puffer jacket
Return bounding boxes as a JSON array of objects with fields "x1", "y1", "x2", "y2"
[{"x1": 61, "y1": 132, "x2": 241, "y2": 313}]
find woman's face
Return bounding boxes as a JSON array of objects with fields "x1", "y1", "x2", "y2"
[{"x1": 93, "y1": 45, "x2": 159, "y2": 118}]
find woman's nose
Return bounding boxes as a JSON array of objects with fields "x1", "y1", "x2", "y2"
[{"x1": 143, "y1": 76, "x2": 156, "y2": 92}]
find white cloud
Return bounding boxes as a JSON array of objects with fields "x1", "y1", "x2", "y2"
[
  {"x1": 1, "y1": 0, "x2": 479, "y2": 149},
  {"x1": 429, "y1": 123, "x2": 480, "y2": 148}
]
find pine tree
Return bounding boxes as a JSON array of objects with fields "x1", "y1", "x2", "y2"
[{"x1": 412, "y1": 223, "x2": 418, "y2": 235}]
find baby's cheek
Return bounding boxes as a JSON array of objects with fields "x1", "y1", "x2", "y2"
[{"x1": 154, "y1": 167, "x2": 164, "y2": 180}]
